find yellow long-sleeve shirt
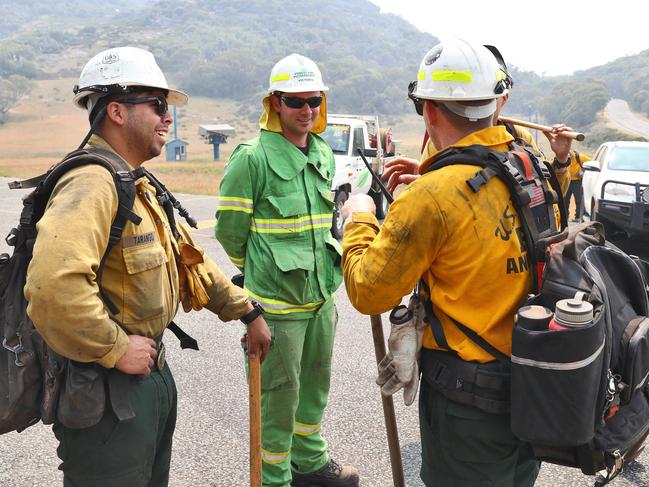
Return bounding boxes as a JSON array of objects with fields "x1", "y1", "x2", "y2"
[
  {"x1": 344, "y1": 125, "x2": 538, "y2": 363},
  {"x1": 25, "y1": 136, "x2": 248, "y2": 368}
]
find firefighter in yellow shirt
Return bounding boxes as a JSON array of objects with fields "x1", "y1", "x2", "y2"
[
  {"x1": 565, "y1": 150, "x2": 592, "y2": 220},
  {"x1": 25, "y1": 47, "x2": 271, "y2": 486},
  {"x1": 340, "y1": 39, "x2": 563, "y2": 486},
  {"x1": 387, "y1": 46, "x2": 572, "y2": 195}
]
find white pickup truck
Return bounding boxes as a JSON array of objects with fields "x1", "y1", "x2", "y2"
[{"x1": 321, "y1": 115, "x2": 395, "y2": 238}]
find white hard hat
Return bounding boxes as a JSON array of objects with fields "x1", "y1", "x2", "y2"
[
  {"x1": 268, "y1": 53, "x2": 328, "y2": 94},
  {"x1": 411, "y1": 39, "x2": 509, "y2": 119},
  {"x1": 72, "y1": 46, "x2": 188, "y2": 110}
]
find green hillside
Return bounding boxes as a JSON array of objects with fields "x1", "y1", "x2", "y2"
[
  {"x1": 0, "y1": 0, "x2": 437, "y2": 119},
  {"x1": 2, "y1": 0, "x2": 649, "y2": 136}
]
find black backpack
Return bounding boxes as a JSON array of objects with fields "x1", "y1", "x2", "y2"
[
  {"x1": 511, "y1": 221, "x2": 649, "y2": 485},
  {"x1": 0, "y1": 147, "x2": 197, "y2": 435},
  {"x1": 423, "y1": 144, "x2": 649, "y2": 485}
]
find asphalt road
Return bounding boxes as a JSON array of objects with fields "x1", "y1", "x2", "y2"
[
  {"x1": 604, "y1": 99, "x2": 649, "y2": 139},
  {"x1": 0, "y1": 176, "x2": 647, "y2": 487}
]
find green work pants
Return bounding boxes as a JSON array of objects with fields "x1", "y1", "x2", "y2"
[
  {"x1": 257, "y1": 302, "x2": 337, "y2": 487},
  {"x1": 419, "y1": 381, "x2": 540, "y2": 487},
  {"x1": 53, "y1": 363, "x2": 177, "y2": 487}
]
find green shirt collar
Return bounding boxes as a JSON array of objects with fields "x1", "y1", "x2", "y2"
[{"x1": 260, "y1": 130, "x2": 331, "y2": 181}]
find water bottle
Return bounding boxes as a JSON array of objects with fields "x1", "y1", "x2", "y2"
[
  {"x1": 548, "y1": 292, "x2": 594, "y2": 331},
  {"x1": 516, "y1": 305, "x2": 553, "y2": 331}
]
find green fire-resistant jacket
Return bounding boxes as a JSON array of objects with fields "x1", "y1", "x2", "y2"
[{"x1": 215, "y1": 130, "x2": 342, "y2": 317}]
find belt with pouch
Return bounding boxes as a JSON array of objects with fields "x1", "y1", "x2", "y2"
[
  {"x1": 420, "y1": 348, "x2": 511, "y2": 414},
  {"x1": 153, "y1": 334, "x2": 166, "y2": 371}
]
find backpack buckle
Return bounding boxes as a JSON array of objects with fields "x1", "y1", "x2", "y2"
[
  {"x1": 2, "y1": 337, "x2": 25, "y2": 367},
  {"x1": 5, "y1": 228, "x2": 20, "y2": 247},
  {"x1": 467, "y1": 170, "x2": 490, "y2": 192},
  {"x1": 116, "y1": 171, "x2": 134, "y2": 183}
]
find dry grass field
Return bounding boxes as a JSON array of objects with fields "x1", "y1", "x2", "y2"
[
  {"x1": 0, "y1": 78, "x2": 567, "y2": 195},
  {"x1": 0, "y1": 78, "x2": 263, "y2": 194}
]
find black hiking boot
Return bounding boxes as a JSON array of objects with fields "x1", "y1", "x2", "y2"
[{"x1": 291, "y1": 459, "x2": 359, "y2": 486}]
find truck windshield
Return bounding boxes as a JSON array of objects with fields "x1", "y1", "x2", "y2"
[
  {"x1": 608, "y1": 146, "x2": 649, "y2": 172},
  {"x1": 322, "y1": 124, "x2": 350, "y2": 155}
]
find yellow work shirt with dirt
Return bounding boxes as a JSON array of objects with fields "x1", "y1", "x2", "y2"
[
  {"x1": 569, "y1": 151, "x2": 592, "y2": 181},
  {"x1": 421, "y1": 123, "x2": 570, "y2": 194},
  {"x1": 343, "y1": 125, "x2": 534, "y2": 363},
  {"x1": 25, "y1": 135, "x2": 249, "y2": 368}
]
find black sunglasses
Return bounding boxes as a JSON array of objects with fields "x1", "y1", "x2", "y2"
[
  {"x1": 279, "y1": 95, "x2": 323, "y2": 109},
  {"x1": 407, "y1": 81, "x2": 425, "y2": 116},
  {"x1": 118, "y1": 96, "x2": 169, "y2": 116}
]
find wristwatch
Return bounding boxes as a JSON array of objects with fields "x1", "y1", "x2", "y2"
[{"x1": 241, "y1": 301, "x2": 264, "y2": 325}]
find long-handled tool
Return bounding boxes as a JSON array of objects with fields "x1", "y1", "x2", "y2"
[
  {"x1": 357, "y1": 149, "x2": 394, "y2": 204},
  {"x1": 356, "y1": 149, "x2": 404, "y2": 485},
  {"x1": 370, "y1": 314, "x2": 405, "y2": 487},
  {"x1": 249, "y1": 349, "x2": 262, "y2": 487},
  {"x1": 498, "y1": 116, "x2": 586, "y2": 141}
]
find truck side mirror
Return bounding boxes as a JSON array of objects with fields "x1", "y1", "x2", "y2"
[
  {"x1": 363, "y1": 148, "x2": 377, "y2": 158},
  {"x1": 582, "y1": 161, "x2": 600, "y2": 172}
]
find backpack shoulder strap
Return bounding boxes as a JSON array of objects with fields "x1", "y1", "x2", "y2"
[
  {"x1": 503, "y1": 121, "x2": 518, "y2": 139},
  {"x1": 575, "y1": 151, "x2": 582, "y2": 166},
  {"x1": 21, "y1": 148, "x2": 142, "y2": 315},
  {"x1": 420, "y1": 142, "x2": 566, "y2": 361}
]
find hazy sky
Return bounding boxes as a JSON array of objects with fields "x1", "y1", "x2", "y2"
[{"x1": 369, "y1": 0, "x2": 646, "y2": 76}]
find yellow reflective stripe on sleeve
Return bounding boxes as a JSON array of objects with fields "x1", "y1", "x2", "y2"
[
  {"x1": 245, "y1": 289, "x2": 324, "y2": 314},
  {"x1": 293, "y1": 421, "x2": 322, "y2": 436},
  {"x1": 228, "y1": 255, "x2": 245, "y2": 270},
  {"x1": 219, "y1": 196, "x2": 253, "y2": 204},
  {"x1": 271, "y1": 73, "x2": 290, "y2": 82},
  {"x1": 250, "y1": 214, "x2": 332, "y2": 233},
  {"x1": 261, "y1": 449, "x2": 289, "y2": 465},
  {"x1": 216, "y1": 196, "x2": 253, "y2": 214},
  {"x1": 418, "y1": 69, "x2": 426, "y2": 81},
  {"x1": 431, "y1": 70, "x2": 472, "y2": 82}
]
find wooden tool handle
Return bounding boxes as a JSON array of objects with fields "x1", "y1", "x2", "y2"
[
  {"x1": 249, "y1": 353, "x2": 262, "y2": 487},
  {"x1": 370, "y1": 314, "x2": 405, "y2": 487},
  {"x1": 498, "y1": 116, "x2": 585, "y2": 141}
]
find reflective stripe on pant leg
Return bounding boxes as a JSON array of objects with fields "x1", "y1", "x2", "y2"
[
  {"x1": 259, "y1": 316, "x2": 309, "y2": 486},
  {"x1": 291, "y1": 302, "x2": 336, "y2": 474}
]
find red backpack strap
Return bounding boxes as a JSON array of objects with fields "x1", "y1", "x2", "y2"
[{"x1": 511, "y1": 150, "x2": 533, "y2": 180}]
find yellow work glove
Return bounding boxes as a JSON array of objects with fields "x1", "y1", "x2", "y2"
[{"x1": 178, "y1": 242, "x2": 213, "y2": 312}]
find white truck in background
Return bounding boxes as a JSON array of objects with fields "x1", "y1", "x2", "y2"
[{"x1": 321, "y1": 115, "x2": 395, "y2": 238}]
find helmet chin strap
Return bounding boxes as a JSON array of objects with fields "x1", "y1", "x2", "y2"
[{"x1": 77, "y1": 106, "x2": 107, "y2": 150}]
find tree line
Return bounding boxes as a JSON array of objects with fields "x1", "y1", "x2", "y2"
[{"x1": 2, "y1": 0, "x2": 649, "y2": 131}]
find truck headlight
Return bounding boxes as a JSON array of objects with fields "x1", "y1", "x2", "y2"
[
  {"x1": 604, "y1": 184, "x2": 633, "y2": 197},
  {"x1": 642, "y1": 187, "x2": 649, "y2": 204}
]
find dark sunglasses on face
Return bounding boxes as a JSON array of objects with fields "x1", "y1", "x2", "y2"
[
  {"x1": 279, "y1": 95, "x2": 323, "y2": 109},
  {"x1": 407, "y1": 80, "x2": 425, "y2": 116},
  {"x1": 118, "y1": 96, "x2": 169, "y2": 116}
]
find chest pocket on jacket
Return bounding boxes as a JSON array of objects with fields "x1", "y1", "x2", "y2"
[
  {"x1": 262, "y1": 193, "x2": 309, "y2": 238},
  {"x1": 266, "y1": 193, "x2": 307, "y2": 217},
  {"x1": 122, "y1": 244, "x2": 168, "y2": 322}
]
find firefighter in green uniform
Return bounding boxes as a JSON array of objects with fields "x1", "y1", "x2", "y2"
[{"x1": 215, "y1": 53, "x2": 359, "y2": 487}]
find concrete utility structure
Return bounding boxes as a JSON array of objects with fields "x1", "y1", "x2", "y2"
[{"x1": 199, "y1": 124, "x2": 235, "y2": 160}]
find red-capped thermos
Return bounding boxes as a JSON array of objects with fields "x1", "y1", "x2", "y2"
[{"x1": 548, "y1": 292, "x2": 594, "y2": 331}]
